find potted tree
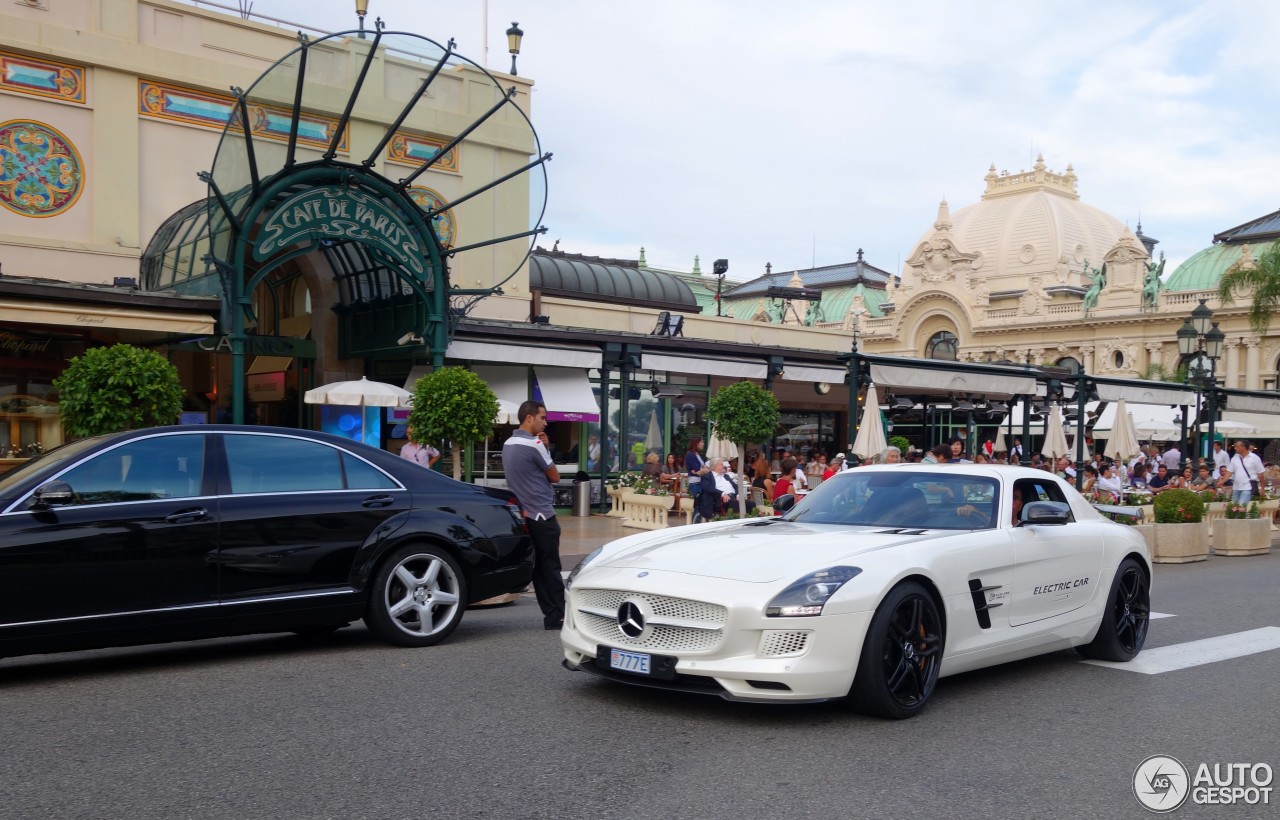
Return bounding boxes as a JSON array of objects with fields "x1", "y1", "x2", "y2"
[
  {"x1": 1215, "y1": 501, "x2": 1271, "y2": 557},
  {"x1": 706, "y1": 381, "x2": 781, "y2": 517},
  {"x1": 1150, "y1": 488, "x2": 1208, "y2": 563},
  {"x1": 407, "y1": 367, "x2": 498, "y2": 482},
  {"x1": 53, "y1": 343, "x2": 183, "y2": 436}
]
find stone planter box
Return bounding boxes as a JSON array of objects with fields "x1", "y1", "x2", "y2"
[
  {"x1": 1132, "y1": 523, "x2": 1156, "y2": 555},
  {"x1": 620, "y1": 493, "x2": 675, "y2": 530},
  {"x1": 1213, "y1": 517, "x2": 1271, "y2": 557},
  {"x1": 1204, "y1": 501, "x2": 1227, "y2": 536},
  {"x1": 1258, "y1": 499, "x2": 1280, "y2": 532},
  {"x1": 606, "y1": 487, "x2": 634, "y2": 517},
  {"x1": 1151, "y1": 521, "x2": 1209, "y2": 564}
]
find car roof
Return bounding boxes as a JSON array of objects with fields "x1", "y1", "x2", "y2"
[{"x1": 840, "y1": 464, "x2": 1065, "y2": 482}]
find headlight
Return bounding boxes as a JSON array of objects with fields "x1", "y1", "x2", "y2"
[
  {"x1": 565, "y1": 547, "x2": 603, "y2": 590},
  {"x1": 765, "y1": 566, "x2": 862, "y2": 617}
]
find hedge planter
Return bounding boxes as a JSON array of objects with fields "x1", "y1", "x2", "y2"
[
  {"x1": 1213, "y1": 518, "x2": 1271, "y2": 557},
  {"x1": 606, "y1": 487, "x2": 634, "y2": 517},
  {"x1": 1132, "y1": 523, "x2": 1156, "y2": 555},
  {"x1": 1151, "y1": 521, "x2": 1209, "y2": 564},
  {"x1": 1204, "y1": 501, "x2": 1227, "y2": 536},
  {"x1": 1258, "y1": 498, "x2": 1280, "y2": 532},
  {"x1": 620, "y1": 493, "x2": 674, "y2": 530}
]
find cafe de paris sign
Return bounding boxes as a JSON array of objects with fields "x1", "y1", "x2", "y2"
[{"x1": 253, "y1": 185, "x2": 426, "y2": 276}]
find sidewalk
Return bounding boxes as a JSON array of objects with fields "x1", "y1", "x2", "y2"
[{"x1": 557, "y1": 513, "x2": 639, "y2": 569}]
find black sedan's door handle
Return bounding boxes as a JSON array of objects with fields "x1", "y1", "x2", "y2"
[
  {"x1": 165, "y1": 507, "x2": 208, "y2": 524},
  {"x1": 362, "y1": 495, "x2": 396, "y2": 508}
]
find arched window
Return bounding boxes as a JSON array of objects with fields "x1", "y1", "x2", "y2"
[
  {"x1": 1055, "y1": 357, "x2": 1082, "y2": 374},
  {"x1": 926, "y1": 331, "x2": 958, "y2": 361}
]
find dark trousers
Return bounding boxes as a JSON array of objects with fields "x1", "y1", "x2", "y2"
[{"x1": 526, "y1": 515, "x2": 565, "y2": 624}]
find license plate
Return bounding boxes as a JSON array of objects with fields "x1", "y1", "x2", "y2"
[{"x1": 609, "y1": 648, "x2": 651, "y2": 675}]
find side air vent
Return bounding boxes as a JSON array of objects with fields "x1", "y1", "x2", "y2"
[{"x1": 968, "y1": 578, "x2": 1003, "y2": 629}]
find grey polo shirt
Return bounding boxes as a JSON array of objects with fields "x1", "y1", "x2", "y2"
[{"x1": 501, "y1": 429, "x2": 555, "y2": 518}]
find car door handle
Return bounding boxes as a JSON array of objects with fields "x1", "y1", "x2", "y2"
[
  {"x1": 362, "y1": 495, "x2": 396, "y2": 508},
  {"x1": 165, "y1": 507, "x2": 208, "y2": 524}
]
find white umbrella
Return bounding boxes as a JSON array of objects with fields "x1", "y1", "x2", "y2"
[
  {"x1": 1103, "y1": 398, "x2": 1141, "y2": 461},
  {"x1": 644, "y1": 411, "x2": 663, "y2": 451},
  {"x1": 706, "y1": 432, "x2": 739, "y2": 463},
  {"x1": 304, "y1": 377, "x2": 411, "y2": 407},
  {"x1": 1040, "y1": 407, "x2": 1070, "y2": 459},
  {"x1": 992, "y1": 427, "x2": 1007, "y2": 455},
  {"x1": 851, "y1": 384, "x2": 888, "y2": 461}
]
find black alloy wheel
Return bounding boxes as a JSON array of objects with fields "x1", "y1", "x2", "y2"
[
  {"x1": 850, "y1": 581, "x2": 944, "y2": 719},
  {"x1": 1078, "y1": 558, "x2": 1149, "y2": 661}
]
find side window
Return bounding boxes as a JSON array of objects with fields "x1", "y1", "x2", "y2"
[
  {"x1": 342, "y1": 453, "x2": 398, "y2": 490},
  {"x1": 224, "y1": 435, "x2": 344, "y2": 493},
  {"x1": 1017, "y1": 480, "x2": 1075, "y2": 521},
  {"x1": 56, "y1": 435, "x2": 205, "y2": 505}
]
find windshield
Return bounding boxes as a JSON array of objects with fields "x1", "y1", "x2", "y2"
[
  {"x1": 0, "y1": 436, "x2": 107, "y2": 497},
  {"x1": 784, "y1": 471, "x2": 999, "y2": 530}
]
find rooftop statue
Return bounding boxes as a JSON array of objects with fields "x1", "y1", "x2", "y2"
[
  {"x1": 1142, "y1": 252, "x2": 1165, "y2": 310},
  {"x1": 1082, "y1": 260, "x2": 1107, "y2": 314}
]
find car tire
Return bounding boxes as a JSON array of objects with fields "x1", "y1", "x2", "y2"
[
  {"x1": 364, "y1": 544, "x2": 468, "y2": 647},
  {"x1": 1078, "y1": 558, "x2": 1149, "y2": 661},
  {"x1": 848, "y1": 581, "x2": 944, "y2": 720}
]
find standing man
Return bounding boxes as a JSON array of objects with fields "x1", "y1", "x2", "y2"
[
  {"x1": 1212, "y1": 440, "x2": 1230, "y2": 476},
  {"x1": 1228, "y1": 439, "x2": 1265, "y2": 504},
  {"x1": 501, "y1": 400, "x2": 565, "y2": 631},
  {"x1": 1162, "y1": 442, "x2": 1181, "y2": 472},
  {"x1": 1010, "y1": 437, "x2": 1023, "y2": 464},
  {"x1": 399, "y1": 425, "x2": 440, "y2": 469}
]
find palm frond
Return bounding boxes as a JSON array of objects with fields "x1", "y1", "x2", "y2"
[{"x1": 1217, "y1": 243, "x2": 1280, "y2": 335}]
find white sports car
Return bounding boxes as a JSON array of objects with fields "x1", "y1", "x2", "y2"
[{"x1": 561, "y1": 465, "x2": 1151, "y2": 718}]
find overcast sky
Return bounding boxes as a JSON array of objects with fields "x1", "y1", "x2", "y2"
[{"x1": 225, "y1": 0, "x2": 1279, "y2": 280}]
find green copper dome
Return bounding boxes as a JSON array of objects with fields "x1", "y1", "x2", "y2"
[{"x1": 1164, "y1": 239, "x2": 1278, "y2": 292}]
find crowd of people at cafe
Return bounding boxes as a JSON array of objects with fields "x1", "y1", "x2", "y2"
[{"x1": 650, "y1": 431, "x2": 1278, "y2": 521}]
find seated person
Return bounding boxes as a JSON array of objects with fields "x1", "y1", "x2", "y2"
[
  {"x1": 660, "y1": 453, "x2": 683, "y2": 484},
  {"x1": 641, "y1": 452, "x2": 663, "y2": 479},
  {"x1": 698, "y1": 459, "x2": 752, "y2": 519},
  {"x1": 1095, "y1": 463, "x2": 1123, "y2": 497},
  {"x1": 1147, "y1": 464, "x2": 1171, "y2": 492},
  {"x1": 1189, "y1": 464, "x2": 1214, "y2": 490},
  {"x1": 772, "y1": 458, "x2": 798, "y2": 502}
]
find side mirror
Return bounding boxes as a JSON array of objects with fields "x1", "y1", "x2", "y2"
[
  {"x1": 31, "y1": 480, "x2": 74, "y2": 509},
  {"x1": 773, "y1": 493, "x2": 796, "y2": 513},
  {"x1": 1022, "y1": 500, "x2": 1071, "y2": 526}
]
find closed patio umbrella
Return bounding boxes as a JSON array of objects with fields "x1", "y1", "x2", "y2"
[
  {"x1": 1102, "y1": 398, "x2": 1141, "y2": 462},
  {"x1": 851, "y1": 384, "x2": 888, "y2": 461},
  {"x1": 1040, "y1": 407, "x2": 1070, "y2": 459}
]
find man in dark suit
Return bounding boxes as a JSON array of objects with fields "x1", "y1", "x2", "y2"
[{"x1": 698, "y1": 459, "x2": 740, "y2": 521}]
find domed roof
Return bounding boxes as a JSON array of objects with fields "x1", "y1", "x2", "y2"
[
  {"x1": 904, "y1": 156, "x2": 1128, "y2": 288},
  {"x1": 1165, "y1": 240, "x2": 1278, "y2": 292}
]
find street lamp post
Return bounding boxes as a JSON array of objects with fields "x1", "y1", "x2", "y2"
[
  {"x1": 506, "y1": 22, "x2": 523, "y2": 75},
  {"x1": 843, "y1": 320, "x2": 861, "y2": 453},
  {"x1": 355, "y1": 0, "x2": 369, "y2": 38},
  {"x1": 1176, "y1": 299, "x2": 1225, "y2": 468}
]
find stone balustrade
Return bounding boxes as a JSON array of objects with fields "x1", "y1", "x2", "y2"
[{"x1": 620, "y1": 493, "x2": 675, "y2": 530}]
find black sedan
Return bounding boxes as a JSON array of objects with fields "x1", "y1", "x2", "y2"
[{"x1": 0, "y1": 425, "x2": 534, "y2": 659}]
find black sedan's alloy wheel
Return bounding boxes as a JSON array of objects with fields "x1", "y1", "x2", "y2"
[
  {"x1": 1078, "y1": 558, "x2": 1149, "y2": 661},
  {"x1": 850, "y1": 581, "x2": 944, "y2": 719},
  {"x1": 365, "y1": 544, "x2": 468, "y2": 647}
]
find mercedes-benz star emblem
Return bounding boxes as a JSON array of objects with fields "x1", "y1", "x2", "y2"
[{"x1": 617, "y1": 601, "x2": 645, "y2": 638}]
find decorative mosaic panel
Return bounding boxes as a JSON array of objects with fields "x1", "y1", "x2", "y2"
[
  {"x1": 387, "y1": 132, "x2": 458, "y2": 173},
  {"x1": 0, "y1": 51, "x2": 85, "y2": 104},
  {"x1": 407, "y1": 186, "x2": 457, "y2": 249},
  {"x1": 138, "y1": 80, "x2": 346, "y2": 152},
  {"x1": 0, "y1": 119, "x2": 84, "y2": 218}
]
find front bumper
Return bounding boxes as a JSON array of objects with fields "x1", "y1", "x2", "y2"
[{"x1": 560, "y1": 576, "x2": 875, "y2": 702}]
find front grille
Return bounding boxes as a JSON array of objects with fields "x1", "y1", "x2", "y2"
[
  {"x1": 574, "y1": 588, "x2": 727, "y2": 653},
  {"x1": 759, "y1": 630, "x2": 811, "y2": 657},
  {"x1": 576, "y1": 588, "x2": 727, "y2": 623}
]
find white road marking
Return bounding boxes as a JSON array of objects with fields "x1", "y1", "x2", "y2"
[
  {"x1": 1149, "y1": 612, "x2": 1176, "y2": 620},
  {"x1": 1083, "y1": 626, "x2": 1280, "y2": 674}
]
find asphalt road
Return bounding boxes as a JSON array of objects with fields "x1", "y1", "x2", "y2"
[{"x1": 2, "y1": 553, "x2": 1278, "y2": 820}]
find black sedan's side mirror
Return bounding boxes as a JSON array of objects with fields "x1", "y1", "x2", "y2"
[
  {"x1": 31, "y1": 480, "x2": 74, "y2": 510},
  {"x1": 1021, "y1": 500, "x2": 1071, "y2": 526},
  {"x1": 773, "y1": 494, "x2": 796, "y2": 514}
]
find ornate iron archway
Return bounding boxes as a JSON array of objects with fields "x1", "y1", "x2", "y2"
[{"x1": 171, "y1": 23, "x2": 548, "y2": 422}]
